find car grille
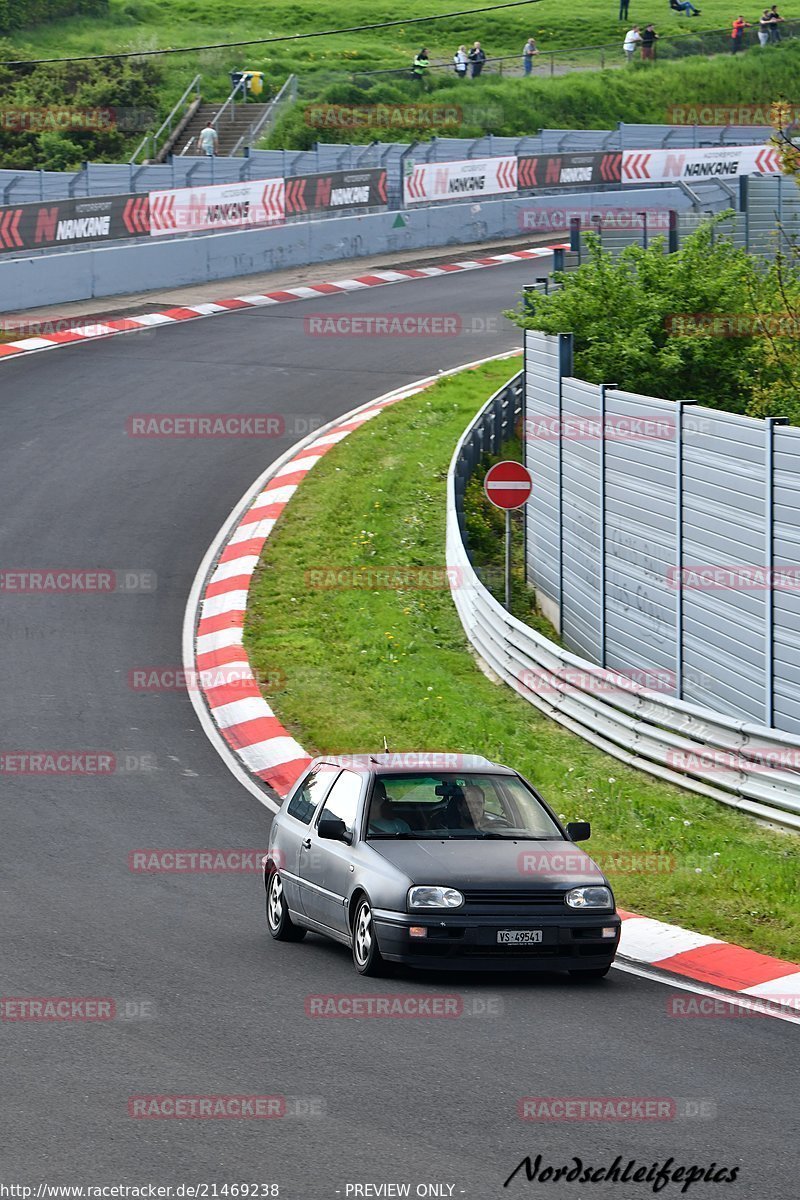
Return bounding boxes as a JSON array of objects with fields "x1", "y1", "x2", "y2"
[{"x1": 462, "y1": 889, "x2": 567, "y2": 907}]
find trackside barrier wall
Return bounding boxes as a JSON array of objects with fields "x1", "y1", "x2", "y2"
[
  {"x1": 0, "y1": 187, "x2": 689, "y2": 309},
  {"x1": 522, "y1": 330, "x2": 800, "y2": 737},
  {"x1": 447, "y1": 372, "x2": 800, "y2": 831},
  {"x1": 0, "y1": 125, "x2": 774, "y2": 203}
]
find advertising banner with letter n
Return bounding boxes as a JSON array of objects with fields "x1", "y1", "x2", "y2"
[
  {"x1": 403, "y1": 156, "x2": 517, "y2": 205},
  {"x1": 623, "y1": 144, "x2": 780, "y2": 184},
  {"x1": 148, "y1": 179, "x2": 285, "y2": 236}
]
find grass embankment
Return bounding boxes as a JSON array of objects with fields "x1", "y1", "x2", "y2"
[
  {"x1": 2, "y1": 0, "x2": 799, "y2": 163},
  {"x1": 269, "y1": 41, "x2": 800, "y2": 147},
  {"x1": 244, "y1": 359, "x2": 800, "y2": 962}
]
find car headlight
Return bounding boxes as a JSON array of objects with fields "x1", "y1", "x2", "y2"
[
  {"x1": 565, "y1": 885, "x2": 613, "y2": 910},
  {"x1": 408, "y1": 885, "x2": 464, "y2": 910}
]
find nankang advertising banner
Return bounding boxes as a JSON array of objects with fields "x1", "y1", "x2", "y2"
[
  {"x1": 148, "y1": 179, "x2": 285, "y2": 236},
  {"x1": 517, "y1": 152, "x2": 622, "y2": 190},
  {"x1": 403, "y1": 156, "x2": 517, "y2": 205},
  {"x1": 0, "y1": 193, "x2": 148, "y2": 254},
  {"x1": 285, "y1": 169, "x2": 387, "y2": 214},
  {"x1": 622, "y1": 144, "x2": 780, "y2": 183}
]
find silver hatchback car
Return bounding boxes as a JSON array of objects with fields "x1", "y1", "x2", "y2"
[{"x1": 263, "y1": 753, "x2": 620, "y2": 976}]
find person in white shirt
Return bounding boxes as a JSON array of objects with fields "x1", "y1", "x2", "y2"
[
  {"x1": 623, "y1": 26, "x2": 642, "y2": 60},
  {"x1": 198, "y1": 121, "x2": 218, "y2": 156},
  {"x1": 453, "y1": 44, "x2": 468, "y2": 77},
  {"x1": 523, "y1": 37, "x2": 539, "y2": 75}
]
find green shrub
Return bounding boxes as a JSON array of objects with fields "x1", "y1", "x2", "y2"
[{"x1": 510, "y1": 218, "x2": 800, "y2": 425}]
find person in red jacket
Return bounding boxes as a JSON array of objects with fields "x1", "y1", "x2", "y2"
[{"x1": 731, "y1": 14, "x2": 752, "y2": 50}]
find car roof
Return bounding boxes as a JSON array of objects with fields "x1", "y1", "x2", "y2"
[{"x1": 309, "y1": 753, "x2": 516, "y2": 776}]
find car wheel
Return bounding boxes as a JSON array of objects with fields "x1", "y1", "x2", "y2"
[
  {"x1": 266, "y1": 872, "x2": 306, "y2": 942},
  {"x1": 568, "y1": 965, "x2": 611, "y2": 980},
  {"x1": 352, "y1": 897, "x2": 384, "y2": 976}
]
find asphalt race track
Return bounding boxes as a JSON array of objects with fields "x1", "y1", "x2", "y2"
[{"x1": 1, "y1": 261, "x2": 797, "y2": 1199}]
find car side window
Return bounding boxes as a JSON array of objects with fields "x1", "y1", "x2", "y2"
[
  {"x1": 287, "y1": 765, "x2": 339, "y2": 825},
  {"x1": 317, "y1": 769, "x2": 362, "y2": 835}
]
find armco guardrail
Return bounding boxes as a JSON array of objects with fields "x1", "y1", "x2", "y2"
[{"x1": 446, "y1": 371, "x2": 800, "y2": 832}]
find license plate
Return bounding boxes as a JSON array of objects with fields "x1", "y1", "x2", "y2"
[{"x1": 497, "y1": 930, "x2": 543, "y2": 945}]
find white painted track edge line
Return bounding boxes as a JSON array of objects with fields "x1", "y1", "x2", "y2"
[{"x1": 613, "y1": 959, "x2": 800, "y2": 1026}]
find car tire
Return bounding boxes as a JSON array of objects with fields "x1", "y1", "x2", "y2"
[
  {"x1": 266, "y1": 871, "x2": 306, "y2": 942},
  {"x1": 352, "y1": 897, "x2": 385, "y2": 976},
  {"x1": 568, "y1": 965, "x2": 612, "y2": 980}
]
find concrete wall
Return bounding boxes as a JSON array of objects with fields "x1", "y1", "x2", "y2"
[{"x1": 0, "y1": 187, "x2": 691, "y2": 312}]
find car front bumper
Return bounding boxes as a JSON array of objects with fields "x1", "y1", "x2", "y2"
[{"x1": 373, "y1": 908, "x2": 621, "y2": 971}]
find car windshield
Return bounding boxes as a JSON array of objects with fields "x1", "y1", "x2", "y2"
[{"x1": 365, "y1": 773, "x2": 562, "y2": 840}]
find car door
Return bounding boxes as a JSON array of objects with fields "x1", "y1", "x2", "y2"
[
  {"x1": 279, "y1": 764, "x2": 340, "y2": 913},
  {"x1": 299, "y1": 768, "x2": 364, "y2": 934}
]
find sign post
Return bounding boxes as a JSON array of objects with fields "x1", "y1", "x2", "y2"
[{"x1": 483, "y1": 461, "x2": 534, "y2": 612}]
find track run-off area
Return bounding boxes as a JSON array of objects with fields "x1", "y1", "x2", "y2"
[{"x1": 1, "y1": 256, "x2": 797, "y2": 1199}]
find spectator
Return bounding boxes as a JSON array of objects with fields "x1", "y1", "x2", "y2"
[
  {"x1": 669, "y1": 0, "x2": 701, "y2": 15},
  {"x1": 759, "y1": 8, "x2": 775, "y2": 42},
  {"x1": 523, "y1": 36, "x2": 539, "y2": 74},
  {"x1": 623, "y1": 25, "x2": 642, "y2": 59},
  {"x1": 453, "y1": 44, "x2": 469, "y2": 77},
  {"x1": 468, "y1": 41, "x2": 487, "y2": 76},
  {"x1": 411, "y1": 47, "x2": 430, "y2": 82},
  {"x1": 197, "y1": 120, "x2": 218, "y2": 157},
  {"x1": 641, "y1": 22, "x2": 660, "y2": 56},
  {"x1": 769, "y1": 3, "x2": 785, "y2": 39},
  {"x1": 731, "y1": 14, "x2": 751, "y2": 50},
  {"x1": 620, "y1": 0, "x2": 630, "y2": 18}
]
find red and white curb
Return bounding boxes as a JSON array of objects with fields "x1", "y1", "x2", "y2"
[
  {"x1": 0, "y1": 244, "x2": 565, "y2": 363},
  {"x1": 183, "y1": 355, "x2": 800, "y2": 1016}
]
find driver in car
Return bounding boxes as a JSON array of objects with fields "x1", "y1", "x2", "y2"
[
  {"x1": 368, "y1": 780, "x2": 412, "y2": 835},
  {"x1": 461, "y1": 783, "x2": 492, "y2": 830}
]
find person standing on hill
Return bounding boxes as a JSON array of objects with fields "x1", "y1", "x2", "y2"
[
  {"x1": 453, "y1": 44, "x2": 469, "y2": 76},
  {"x1": 768, "y1": 3, "x2": 785, "y2": 39},
  {"x1": 623, "y1": 25, "x2": 642, "y2": 60},
  {"x1": 522, "y1": 37, "x2": 539, "y2": 74},
  {"x1": 731, "y1": 14, "x2": 751, "y2": 51},
  {"x1": 619, "y1": 0, "x2": 630, "y2": 18},
  {"x1": 759, "y1": 8, "x2": 775, "y2": 43},
  {"x1": 411, "y1": 47, "x2": 430, "y2": 82},
  {"x1": 468, "y1": 41, "x2": 487, "y2": 76},
  {"x1": 641, "y1": 23, "x2": 659, "y2": 57}
]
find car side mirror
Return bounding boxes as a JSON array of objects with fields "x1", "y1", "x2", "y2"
[
  {"x1": 566, "y1": 820, "x2": 591, "y2": 842},
  {"x1": 318, "y1": 815, "x2": 352, "y2": 844}
]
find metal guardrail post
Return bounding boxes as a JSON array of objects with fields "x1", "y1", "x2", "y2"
[
  {"x1": 765, "y1": 417, "x2": 788, "y2": 726},
  {"x1": 556, "y1": 334, "x2": 574, "y2": 632},
  {"x1": 599, "y1": 384, "x2": 612, "y2": 667},
  {"x1": 675, "y1": 399, "x2": 698, "y2": 698},
  {"x1": 553, "y1": 247, "x2": 565, "y2": 271}
]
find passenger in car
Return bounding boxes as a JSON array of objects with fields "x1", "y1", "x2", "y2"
[{"x1": 368, "y1": 780, "x2": 412, "y2": 834}]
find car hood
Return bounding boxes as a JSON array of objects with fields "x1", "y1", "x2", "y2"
[{"x1": 371, "y1": 838, "x2": 606, "y2": 887}]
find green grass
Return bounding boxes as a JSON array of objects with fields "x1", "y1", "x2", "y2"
[
  {"x1": 4, "y1": 0, "x2": 800, "y2": 125},
  {"x1": 244, "y1": 359, "x2": 800, "y2": 963},
  {"x1": 268, "y1": 41, "x2": 800, "y2": 146}
]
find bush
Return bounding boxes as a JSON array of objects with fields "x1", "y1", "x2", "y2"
[
  {"x1": 509, "y1": 217, "x2": 800, "y2": 425},
  {"x1": 0, "y1": 0, "x2": 108, "y2": 35}
]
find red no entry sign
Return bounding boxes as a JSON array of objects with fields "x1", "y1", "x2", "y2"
[{"x1": 483, "y1": 460, "x2": 533, "y2": 510}]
